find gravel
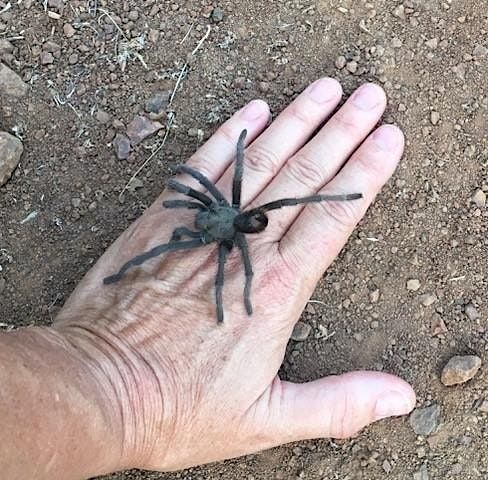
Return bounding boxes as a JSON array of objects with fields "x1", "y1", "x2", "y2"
[
  {"x1": 409, "y1": 404, "x2": 441, "y2": 435},
  {"x1": 291, "y1": 321, "x2": 312, "y2": 341},
  {"x1": 126, "y1": 115, "x2": 163, "y2": 145},
  {"x1": 0, "y1": 132, "x2": 23, "y2": 186},
  {"x1": 441, "y1": 355, "x2": 482, "y2": 386},
  {"x1": 0, "y1": 63, "x2": 28, "y2": 97}
]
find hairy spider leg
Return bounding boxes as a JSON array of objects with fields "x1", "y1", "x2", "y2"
[
  {"x1": 170, "y1": 227, "x2": 202, "y2": 241},
  {"x1": 252, "y1": 193, "x2": 363, "y2": 213},
  {"x1": 177, "y1": 165, "x2": 229, "y2": 205},
  {"x1": 162, "y1": 200, "x2": 206, "y2": 211},
  {"x1": 168, "y1": 179, "x2": 213, "y2": 207},
  {"x1": 235, "y1": 232, "x2": 253, "y2": 315},
  {"x1": 215, "y1": 242, "x2": 232, "y2": 323},
  {"x1": 232, "y1": 129, "x2": 248, "y2": 208},
  {"x1": 103, "y1": 238, "x2": 205, "y2": 285}
]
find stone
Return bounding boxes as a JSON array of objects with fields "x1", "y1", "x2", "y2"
[
  {"x1": 0, "y1": 63, "x2": 28, "y2": 97},
  {"x1": 413, "y1": 464, "x2": 429, "y2": 480},
  {"x1": 211, "y1": 7, "x2": 224, "y2": 22},
  {"x1": 346, "y1": 60, "x2": 358, "y2": 73},
  {"x1": 430, "y1": 111, "x2": 440, "y2": 125},
  {"x1": 465, "y1": 303, "x2": 480, "y2": 320},
  {"x1": 126, "y1": 115, "x2": 163, "y2": 145},
  {"x1": 473, "y1": 44, "x2": 488, "y2": 58},
  {"x1": 0, "y1": 277, "x2": 5, "y2": 294},
  {"x1": 425, "y1": 38, "x2": 439, "y2": 49},
  {"x1": 63, "y1": 23, "x2": 76, "y2": 37},
  {"x1": 335, "y1": 55, "x2": 346, "y2": 69},
  {"x1": 96, "y1": 110, "x2": 111, "y2": 124},
  {"x1": 431, "y1": 314, "x2": 448, "y2": 336},
  {"x1": 291, "y1": 321, "x2": 312, "y2": 341},
  {"x1": 0, "y1": 131, "x2": 23, "y2": 186},
  {"x1": 440, "y1": 355, "x2": 482, "y2": 386},
  {"x1": 420, "y1": 293, "x2": 437, "y2": 306},
  {"x1": 406, "y1": 279, "x2": 421, "y2": 291},
  {"x1": 145, "y1": 91, "x2": 170, "y2": 115},
  {"x1": 409, "y1": 404, "x2": 441, "y2": 435},
  {"x1": 471, "y1": 189, "x2": 486, "y2": 207},
  {"x1": 40, "y1": 51, "x2": 54, "y2": 65},
  {"x1": 479, "y1": 400, "x2": 488, "y2": 413},
  {"x1": 113, "y1": 133, "x2": 131, "y2": 160},
  {"x1": 0, "y1": 39, "x2": 14, "y2": 55}
]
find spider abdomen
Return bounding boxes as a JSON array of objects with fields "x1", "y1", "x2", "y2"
[{"x1": 195, "y1": 206, "x2": 239, "y2": 241}]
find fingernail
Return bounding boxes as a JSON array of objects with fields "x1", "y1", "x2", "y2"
[
  {"x1": 241, "y1": 100, "x2": 267, "y2": 120},
  {"x1": 352, "y1": 83, "x2": 383, "y2": 110},
  {"x1": 373, "y1": 125, "x2": 401, "y2": 151},
  {"x1": 306, "y1": 78, "x2": 340, "y2": 104},
  {"x1": 375, "y1": 390, "x2": 414, "y2": 420}
]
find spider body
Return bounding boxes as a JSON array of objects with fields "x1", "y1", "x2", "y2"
[{"x1": 104, "y1": 129, "x2": 362, "y2": 323}]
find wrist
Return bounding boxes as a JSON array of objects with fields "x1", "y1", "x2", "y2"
[{"x1": 0, "y1": 326, "x2": 126, "y2": 478}]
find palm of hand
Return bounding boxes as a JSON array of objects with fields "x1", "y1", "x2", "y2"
[{"x1": 53, "y1": 79, "x2": 415, "y2": 472}]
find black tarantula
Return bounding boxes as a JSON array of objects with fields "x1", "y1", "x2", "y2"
[{"x1": 104, "y1": 130, "x2": 362, "y2": 323}]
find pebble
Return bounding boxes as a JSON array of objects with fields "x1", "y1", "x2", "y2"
[
  {"x1": 431, "y1": 314, "x2": 448, "y2": 336},
  {"x1": 126, "y1": 115, "x2": 163, "y2": 145},
  {"x1": 409, "y1": 404, "x2": 441, "y2": 435},
  {"x1": 425, "y1": 38, "x2": 439, "y2": 49},
  {"x1": 0, "y1": 39, "x2": 14, "y2": 55},
  {"x1": 392, "y1": 37, "x2": 403, "y2": 48},
  {"x1": 393, "y1": 5, "x2": 406, "y2": 19},
  {"x1": 63, "y1": 23, "x2": 76, "y2": 38},
  {"x1": 441, "y1": 355, "x2": 482, "y2": 386},
  {"x1": 335, "y1": 55, "x2": 346, "y2": 69},
  {"x1": 113, "y1": 133, "x2": 131, "y2": 160},
  {"x1": 145, "y1": 91, "x2": 170, "y2": 116},
  {"x1": 430, "y1": 111, "x2": 440, "y2": 125},
  {"x1": 346, "y1": 61, "x2": 358, "y2": 74},
  {"x1": 413, "y1": 464, "x2": 429, "y2": 480},
  {"x1": 420, "y1": 293, "x2": 437, "y2": 306},
  {"x1": 0, "y1": 131, "x2": 23, "y2": 186},
  {"x1": 40, "y1": 51, "x2": 54, "y2": 65},
  {"x1": 211, "y1": 7, "x2": 224, "y2": 22},
  {"x1": 473, "y1": 44, "x2": 488, "y2": 58},
  {"x1": 96, "y1": 110, "x2": 111, "y2": 124},
  {"x1": 465, "y1": 302, "x2": 480, "y2": 320},
  {"x1": 291, "y1": 321, "x2": 312, "y2": 341},
  {"x1": 71, "y1": 198, "x2": 81, "y2": 208},
  {"x1": 406, "y1": 278, "x2": 421, "y2": 291},
  {"x1": 0, "y1": 63, "x2": 28, "y2": 97},
  {"x1": 471, "y1": 189, "x2": 486, "y2": 207},
  {"x1": 479, "y1": 400, "x2": 488, "y2": 413},
  {"x1": 0, "y1": 277, "x2": 5, "y2": 294},
  {"x1": 370, "y1": 289, "x2": 380, "y2": 303}
]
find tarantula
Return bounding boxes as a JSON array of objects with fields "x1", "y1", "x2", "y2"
[{"x1": 104, "y1": 130, "x2": 362, "y2": 323}]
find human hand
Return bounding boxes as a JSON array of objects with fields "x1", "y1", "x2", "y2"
[{"x1": 53, "y1": 78, "x2": 416, "y2": 473}]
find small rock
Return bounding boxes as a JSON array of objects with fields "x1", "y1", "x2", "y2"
[
  {"x1": 211, "y1": 6, "x2": 224, "y2": 22},
  {"x1": 0, "y1": 277, "x2": 5, "y2": 294},
  {"x1": 431, "y1": 314, "x2": 448, "y2": 336},
  {"x1": 465, "y1": 302, "x2": 480, "y2": 320},
  {"x1": 258, "y1": 81, "x2": 270, "y2": 93},
  {"x1": 145, "y1": 91, "x2": 170, "y2": 115},
  {"x1": 346, "y1": 60, "x2": 358, "y2": 73},
  {"x1": 113, "y1": 133, "x2": 131, "y2": 160},
  {"x1": 441, "y1": 355, "x2": 482, "y2": 386},
  {"x1": 291, "y1": 321, "x2": 312, "y2": 341},
  {"x1": 0, "y1": 63, "x2": 28, "y2": 97},
  {"x1": 425, "y1": 38, "x2": 439, "y2": 49},
  {"x1": 43, "y1": 41, "x2": 61, "y2": 53},
  {"x1": 48, "y1": 0, "x2": 64, "y2": 9},
  {"x1": 68, "y1": 53, "x2": 79, "y2": 65},
  {"x1": 128, "y1": 10, "x2": 139, "y2": 21},
  {"x1": 471, "y1": 189, "x2": 486, "y2": 207},
  {"x1": 452, "y1": 63, "x2": 466, "y2": 80},
  {"x1": 335, "y1": 55, "x2": 346, "y2": 69},
  {"x1": 406, "y1": 279, "x2": 421, "y2": 291},
  {"x1": 391, "y1": 37, "x2": 403, "y2": 48},
  {"x1": 71, "y1": 198, "x2": 81, "y2": 208},
  {"x1": 413, "y1": 464, "x2": 429, "y2": 480},
  {"x1": 393, "y1": 5, "x2": 406, "y2": 19},
  {"x1": 126, "y1": 115, "x2": 163, "y2": 145},
  {"x1": 96, "y1": 110, "x2": 111, "y2": 124},
  {"x1": 370, "y1": 289, "x2": 380, "y2": 303},
  {"x1": 0, "y1": 131, "x2": 23, "y2": 186},
  {"x1": 63, "y1": 23, "x2": 76, "y2": 38},
  {"x1": 382, "y1": 459, "x2": 392, "y2": 474},
  {"x1": 420, "y1": 293, "x2": 437, "y2": 307},
  {"x1": 409, "y1": 404, "x2": 441, "y2": 435},
  {"x1": 40, "y1": 51, "x2": 54, "y2": 65},
  {"x1": 473, "y1": 44, "x2": 488, "y2": 58},
  {"x1": 148, "y1": 29, "x2": 160, "y2": 43},
  {"x1": 0, "y1": 39, "x2": 14, "y2": 55},
  {"x1": 479, "y1": 400, "x2": 488, "y2": 413},
  {"x1": 430, "y1": 111, "x2": 440, "y2": 125}
]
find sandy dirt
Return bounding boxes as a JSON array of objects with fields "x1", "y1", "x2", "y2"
[{"x1": 0, "y1": 1, "x2": 486, "y2": 479}]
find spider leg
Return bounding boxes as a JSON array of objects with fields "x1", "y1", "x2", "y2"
[
  {"x1": 168, "y1": 179, "x2": 213, "y2": 207},
  {"x1": 232, "y1": 129, "x2": 247, "y2": 208},
  {"x1": 215, "y1": 242, "x2": 231, "y2": 324},
  {"x1": 163, "y1": 200, "x2": 206, "y2": 211},
  {"x1": 103, "y1": 238, "x2": 204, "y2": 284},
  {"x1": 170, "y1": 227, "x2": 202, "y2": 241},
  {"x1": 254, "y1": 193, "x2": 363, "y2": 213},
  {"x1": 177, "y1": 165, "x2": 229, "y2": 205},
  {"x1": 235, "y1": 232, "x2": 253, "y2": 315}
]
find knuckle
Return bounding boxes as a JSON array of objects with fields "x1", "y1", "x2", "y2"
[
  {"x1": 284, "y1": 151, "x2": 327, "y2": 190},
  {"x1": 331, "y1": 109, "x2": 360, "y2": 136},
  {"x1": 286, "y1": 102, "x2": 314, "y2": 129},
  {"x1": 329, "y1": 390, "x2": 359, "y2": 439},
  {"x1": 312, "y1": 194, "x2": 362, "y2": 231},
  {"x1": 185, "y1": 153, "x2": 215, "y2": 180},
  {"x1": 245, "y1": 144, "x2": 281, "y2": 176}
]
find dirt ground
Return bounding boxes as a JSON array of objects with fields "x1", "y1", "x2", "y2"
[{"x1": 0, "y1": 0, "x2": 487, "y2": 479}]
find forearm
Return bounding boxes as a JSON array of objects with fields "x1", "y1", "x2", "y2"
[{"x1": 0, "y1": 327, "x2": 123, "y2": 479}]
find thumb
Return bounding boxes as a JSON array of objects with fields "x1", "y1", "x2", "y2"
[{"x1": 267, "y1": 371, "x2": 416, "y2": 442}]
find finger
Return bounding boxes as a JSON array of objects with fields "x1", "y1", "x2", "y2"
[
  {"x1": 216, "y1": 77, "x2": 343, "y2": 205},
  {"x1": 157, "y1": 100, "x2": 270, "y2": 203},
  {"x1": 253, "y1": 83, "x2": 387, "y2": 238},
  {"x1": 263, "y1": 372, "x2": 415, "y2": 443},
  {"x1": 280, "y1": 124, "x2": 404, "y2": 281}
]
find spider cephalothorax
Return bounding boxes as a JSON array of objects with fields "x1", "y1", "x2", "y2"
[{"x1": 104, "y1": 130, "x2": 362, "y2": 323}]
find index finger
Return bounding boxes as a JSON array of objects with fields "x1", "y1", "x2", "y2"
[{"x1": 279, "y1": 124, "x2": 405, "y2": 282}]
